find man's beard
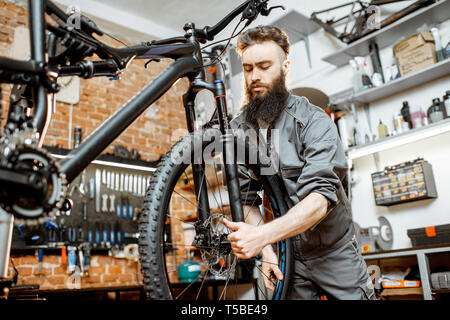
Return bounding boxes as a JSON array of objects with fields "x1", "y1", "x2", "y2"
[{"x1": 243, "y1": 73, "x2": 289, "y2": 129}]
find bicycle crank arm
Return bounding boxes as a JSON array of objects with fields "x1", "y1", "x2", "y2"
[{"x1": 0, "y1": 168, "x2": 47, "y2": 195}]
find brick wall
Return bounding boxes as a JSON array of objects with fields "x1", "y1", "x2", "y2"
[
  {"x1": 1, "y1": 1, "x2": 190, "y2": 293},
  {"x1": 0, "y1": 1, "x2": 189, "y2": 162},
  {"x1": 9, "y1": 254, "x2": 142, "y2": 290}
]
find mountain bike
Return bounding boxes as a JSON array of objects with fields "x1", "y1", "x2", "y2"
[{"x1": 0, "y1": 0, "x2": 293, "y2": 300}]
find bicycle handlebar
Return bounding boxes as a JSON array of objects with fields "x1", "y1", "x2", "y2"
[{"x1": 45, "y1": 0, "x2": 279, "y2": 73}]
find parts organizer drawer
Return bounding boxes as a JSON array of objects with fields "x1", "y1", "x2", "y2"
[{"x1": 371, "y1": 158, "x2": 437, "y2": 206}]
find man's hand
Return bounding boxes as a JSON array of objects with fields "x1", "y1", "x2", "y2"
[
  {"x1": 222, "y1": 218, "x2": 268, "y2": 259},
  {"x1": 261, "y1": 245, "x2": 283, "y2": 291}
]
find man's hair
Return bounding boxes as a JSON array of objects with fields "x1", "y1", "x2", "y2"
[{"x1": 236, "y1": 25, "x2": 290, "y2": 57}]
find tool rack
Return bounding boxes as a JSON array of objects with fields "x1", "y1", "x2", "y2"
[{"x1": 11, "y1": 146, "x2": 157, "y2": 253}]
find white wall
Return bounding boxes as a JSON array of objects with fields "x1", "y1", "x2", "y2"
[
  {"x1": 230, "y1": 1, "x2": 450, "y2": 250},
  {"x1": 61, "y1": 0, "x2": 450, "y2": 250}
]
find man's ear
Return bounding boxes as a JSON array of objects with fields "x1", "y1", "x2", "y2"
[{"x1": 282, "y1": 59, "x2": 290, "y2": 75}]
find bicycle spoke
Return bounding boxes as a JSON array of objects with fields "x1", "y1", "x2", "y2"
[
  {"x1": 175, "y1": 276, "x2": 202, "y2": 300},
  {"x1": 164, "y1": 242, "x2": 216, "y2": 250},
  {"x1": 237, "y1": 258, "x2": 272, "y2": 300},
  {"x1": 219, "y1": 273, "x2": 232, "y2": 300},
  {"x1": 195, "y1": 269, "x2": 210, "y2": 300},
  {"x1": 212, "y1": 158, "x2": 226, "y2": 215}
]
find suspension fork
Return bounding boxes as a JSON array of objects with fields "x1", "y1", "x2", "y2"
[
  {"x1": 182, "y1": 87, "x2": 211, "y2": 223},
  {"x1": 183, "y1": 78, "x2": 244, "y2": 224},
  {"x1": 213, "y1": 80, "x2": 244, "y2": 223}
]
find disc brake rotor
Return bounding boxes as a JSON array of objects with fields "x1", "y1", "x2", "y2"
[{"x1": 200, "y1": 213, "x2": 237, "y2": 278}]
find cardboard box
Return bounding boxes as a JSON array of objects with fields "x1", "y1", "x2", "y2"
[
  {"x1": 397, "y1": 43, "x2": 437, "y2": 76},
  {"x1": 393, "y1": 32, "x2": 434, "y2": 58}
]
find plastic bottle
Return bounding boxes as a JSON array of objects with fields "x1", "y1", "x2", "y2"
[
  {"x1": 401, "y1": 101, "x2": 412, "y2": 129},
  {"x1": 429, "y1": 98, "x2": 443, "y2": 123},
  {"x1": 377, "y1": 120, "x2": 388, "y2": 139},
  {"x1": 431, "y1": 27, "x2": 445, "y2": 62},
  {"x1": 350, "y1": 59, "x2": 362, "y2": 93},
  {"x1": 443, "y1": 90, "x2": 450, "y2": 118}
]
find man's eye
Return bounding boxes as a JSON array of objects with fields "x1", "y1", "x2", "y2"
[{"x1": 260, "y1": 65, "x2": 270, "y2": 70}]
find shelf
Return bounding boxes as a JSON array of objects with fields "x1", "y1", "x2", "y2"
[
  {"x1": 432, "y1": 289, "x2": 450, "y2": 293},
  {"x1": 50, "y1": 153, "x2": 156, "y2": 173},
  {"x1": 322, "y1": 0, "x2": 450, "y2": 67},
  {"x1": 381, "y1": 287, "x2": 423, "y2": 296},
  {"x1": 346, "y1": 118, "x2": 450, "y2": 160},
  {"x1": 335, "y1": 59, "x2": 450, "y2": 106}
]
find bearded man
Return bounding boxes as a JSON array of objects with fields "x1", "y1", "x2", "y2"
[{"x1": 223, "y1": 25, "x2": 375, "y2": 300}]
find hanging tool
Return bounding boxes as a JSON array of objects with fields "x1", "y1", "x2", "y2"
[
  {"x1": 45, "y1": 220, "x2": 59, "y2": 244},
  {"x1": 110, "y1": 222, "x2": 115, "y2": 245},
  {"x1": 94, "y1": 222, "x2": 101, "y2": 247},
  {"x1": 67, "y1": 246, "x2": 77, "y2": 273},
  {"x1": 107, "y1": 170, "x2": 111, "y2": 189},
  {"x1": 133, "y1": 174, "x2": 138, "y2": 195},
  {"x1": 37, "y1": 249, "x2": 44, "y2": 274},
  {"x1": 101, "y1": 194, "x2": 108, "y2": 212},
  {"x1": 122, "y1": 202, "x2": 128, "y2": 219},
  {"x1": 128, "y1": 174, "x2": 133, "y2": 193},
  {"x1": 109, "y1": 194, "x2": 116, "y2": 213},
  {"x1": 102, "y1": 169, "x2": 107, "y2": 185},
  {"x1": 78, "y1": 245, "x2": 85, "y2": 275},
  {"x1": 67, "y1": 225, "x2": 77, "y2": 244},
  {"x1": 95, "y1": 169, "x2": 101, "y2": 212},
  {"x1": 114, "y1": 172, "x2": 120, "y2": 191},
  {"x1": 89, "y1": 178, "x2": 95, "y2": 200},
  {"x1": 114, "y1": 221, "x2": 122, "y2": 245},
  {"x1": 82, "y1": 243, "x2": 91, "y2": 274},
  {"x1": 102, "y1": 223, "x2": 108, "y2": 247},
  {"x1": 82, "y1": 201, "x2": 88, "y2": 221},
  {"x1": 116, "y1": 203, "x2": 121, "y2": 219},
  {"x1": 61, "y1": 245, "x2": 68, "y2": 265},
  {"x1": 137, "y1": 175, "x2": 142, "y2": 196},
  {"x1": 124, "y1": 174, "x2": 129, "y2": 193},
  {"x1": 79, "y1": 170, "x2": 87, "y2": 196},
  {"x1": 77, "y1": 225, "x2": 84, "y2": 242},
  {"x1": 88, "y1": 225, "x2": 93, "y2": 245},
  {"x1": 129, "y1": 204, "x2": 134, "y2": 219}
]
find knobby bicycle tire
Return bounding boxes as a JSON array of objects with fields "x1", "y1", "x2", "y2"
[{"x1": 138, "y1": 128, "x2": 293, "y2": 300}]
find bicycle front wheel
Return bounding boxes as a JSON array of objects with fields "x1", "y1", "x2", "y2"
[{"x1": 138, "y1": 128, "x2": 293, "y2": 300}]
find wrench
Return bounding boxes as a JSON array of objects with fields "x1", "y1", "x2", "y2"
[
  {"x1": 109, "y1": 194, "x2": 116, "y2": 213},
  {"x1": 101, "y1": 194, "x2": 108, "y2": 212}
]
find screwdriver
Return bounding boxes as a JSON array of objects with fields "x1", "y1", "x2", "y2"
[{"x1": 37, "y1": 249, "x2": 44, "y2": 274}]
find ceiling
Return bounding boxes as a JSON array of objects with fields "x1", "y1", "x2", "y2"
[
  {"x1": 52, "y1": 0, "x2": 417, "y2": 44},
  {"x1": 98, "y1": 0, "x2": 244, "y2": 33}
]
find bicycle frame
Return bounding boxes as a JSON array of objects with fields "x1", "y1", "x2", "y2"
[{"x1": 0, "y1": 0, "x2": 247, "y2": 284}]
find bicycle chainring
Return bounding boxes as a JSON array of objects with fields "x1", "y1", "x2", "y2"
[{"x1": 0, "y1": 130, "x2": 67, "y2": 226}]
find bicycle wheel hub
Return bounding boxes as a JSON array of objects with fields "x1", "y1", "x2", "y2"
[{"x1": 194, "y1": 213, "x2": 237, "y2": 278}]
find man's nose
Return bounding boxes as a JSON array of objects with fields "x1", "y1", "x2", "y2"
[{"x1": 251, "y1": 69, "x2": 261, "y2": 83}]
